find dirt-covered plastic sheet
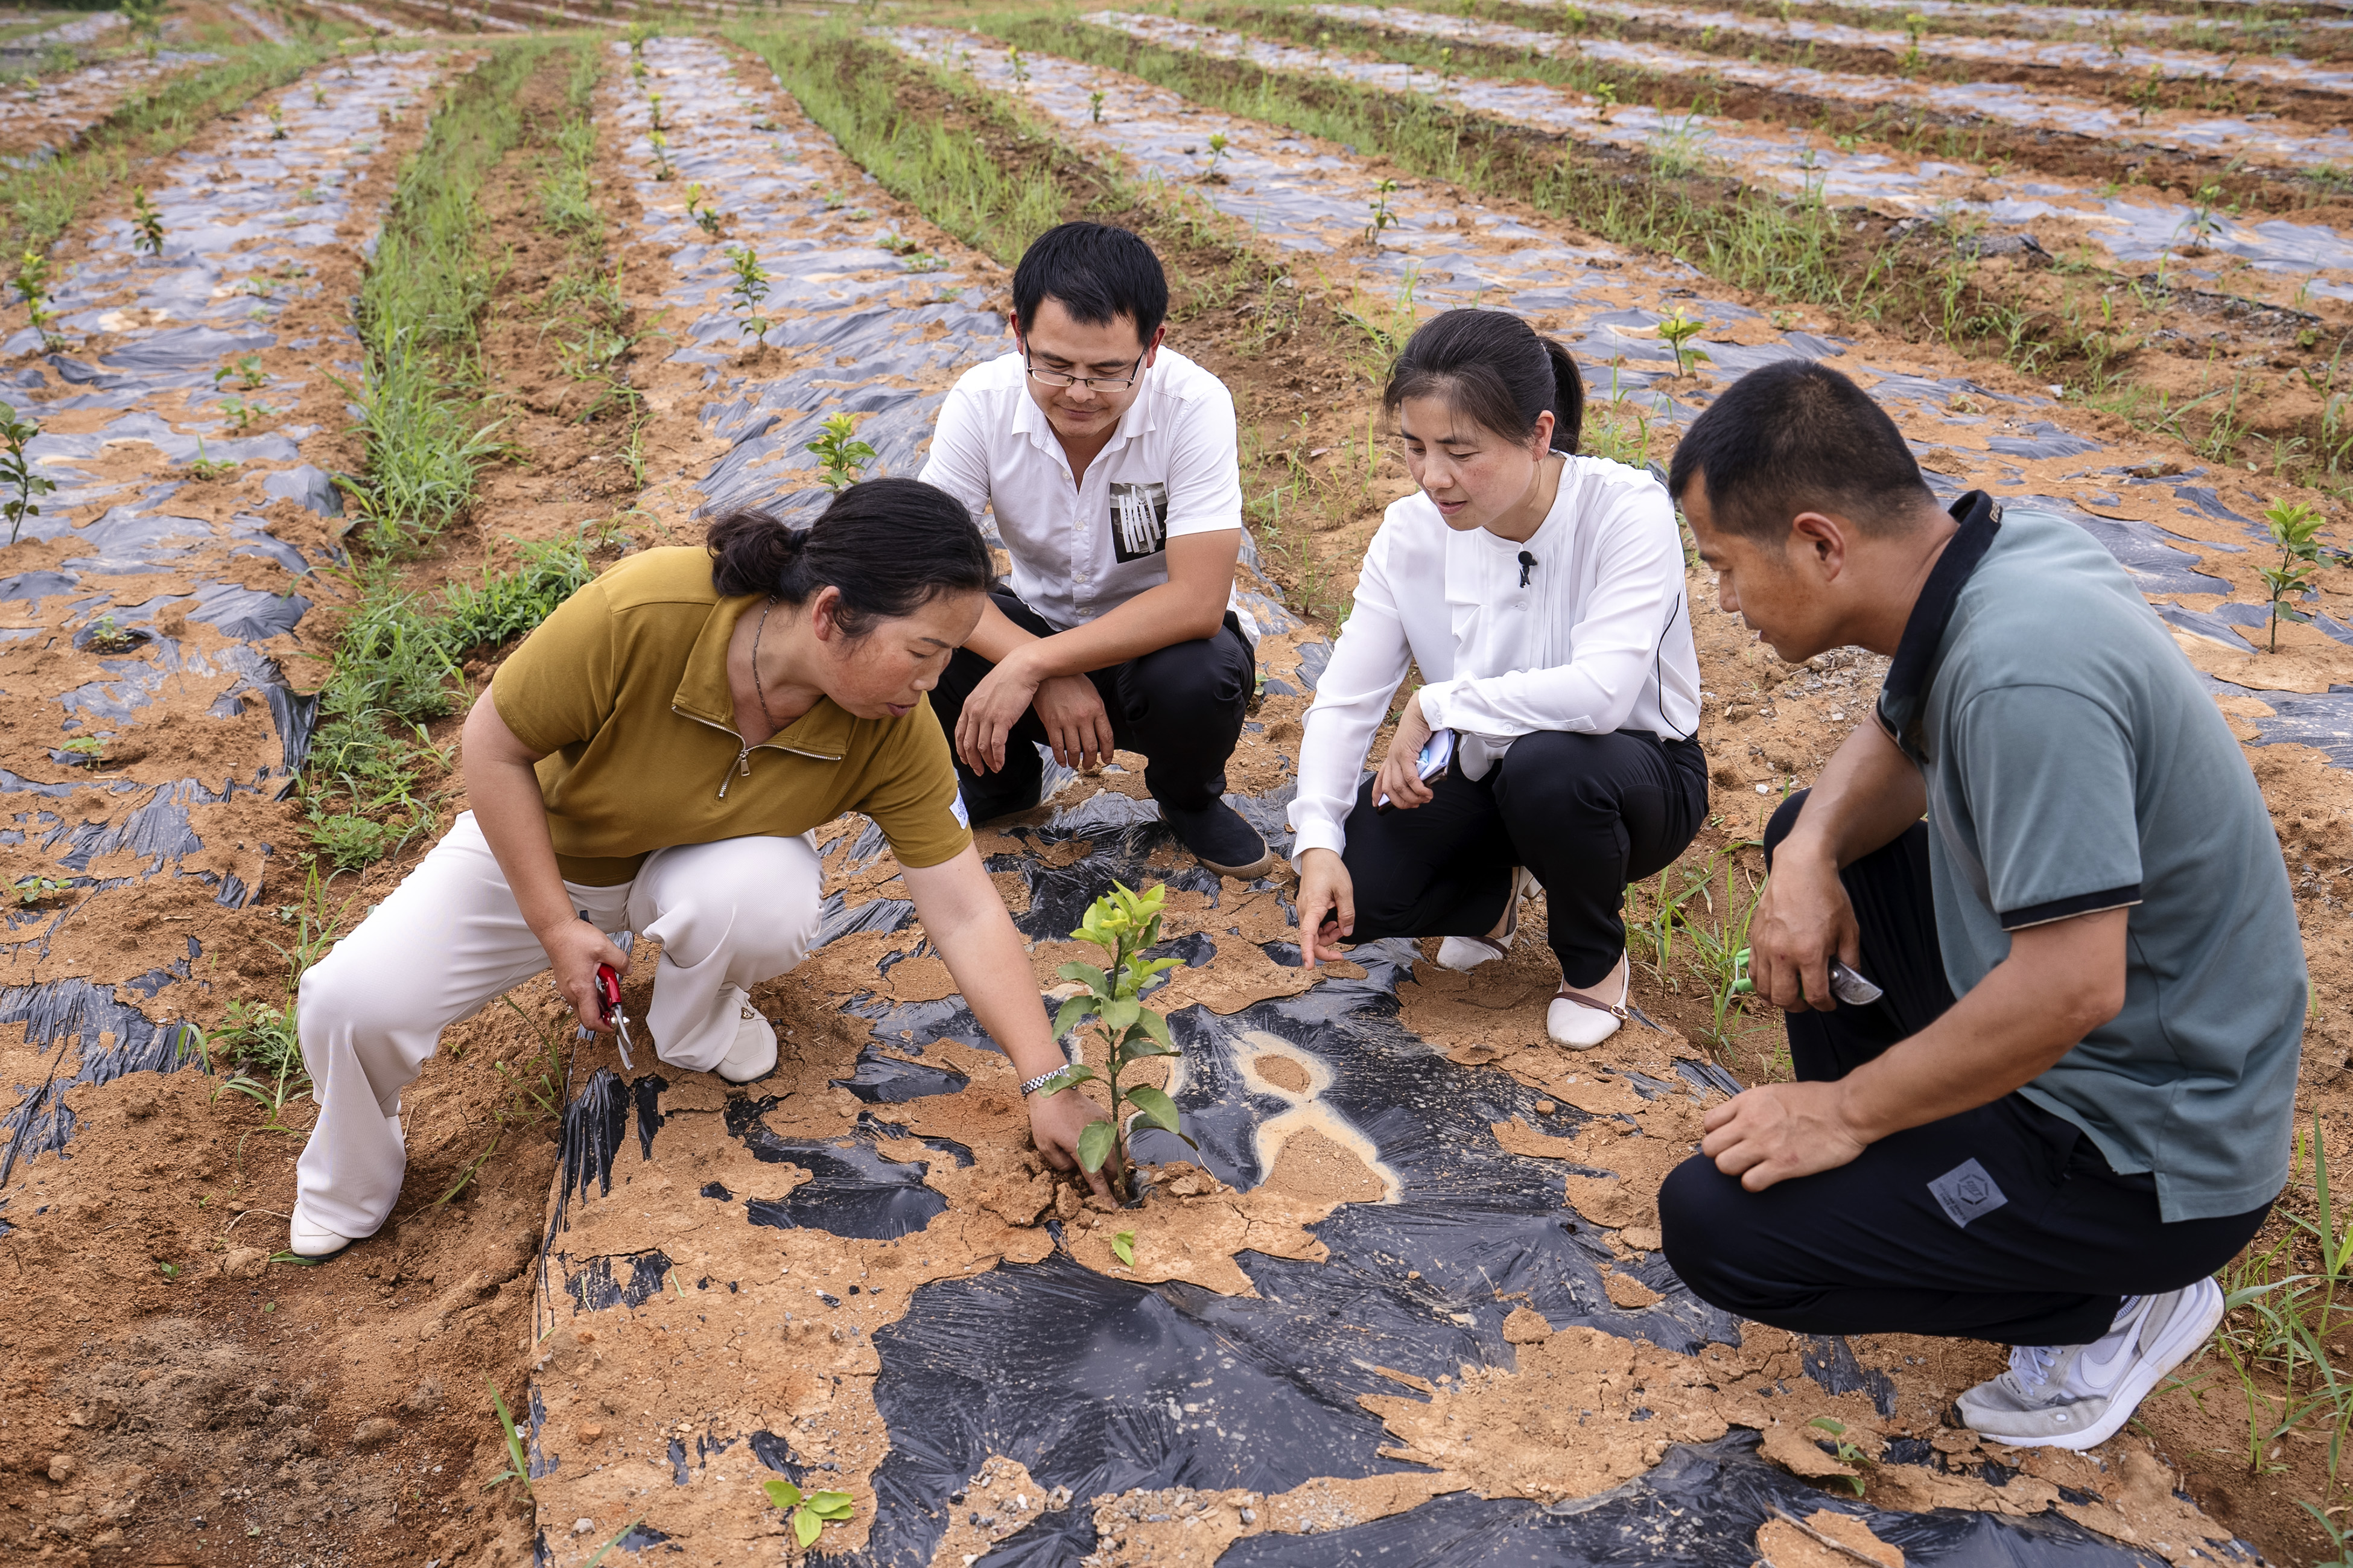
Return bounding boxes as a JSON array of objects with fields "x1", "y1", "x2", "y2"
[{"x1": 0, "y1": 51, "x2": 444, "y2": 1219}]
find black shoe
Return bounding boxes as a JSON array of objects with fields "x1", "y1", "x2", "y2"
[{"x1": 1160, "y1": 796, "x2": 1275, "y2": 878}]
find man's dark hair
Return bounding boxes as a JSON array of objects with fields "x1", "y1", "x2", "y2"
[
  {"x1": 1011, "y1": 222, "x2": 1169, "y2": 346},
  {"x1": 1667, "y1": 360, "x2": 1935, "y2": 542}
]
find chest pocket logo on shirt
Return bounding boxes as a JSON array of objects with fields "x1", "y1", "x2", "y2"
[{"x1": 1109, "y1": 481, "x2": 1170, "y2": 563}]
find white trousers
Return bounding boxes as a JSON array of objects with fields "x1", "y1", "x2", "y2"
[{"x1": 293, "y1": 812, "x2": 824, "y2": 1239}]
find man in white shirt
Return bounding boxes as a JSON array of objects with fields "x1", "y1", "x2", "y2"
[{"x1": 918, "y1": 223, "x2": 1270, "y2": 877}]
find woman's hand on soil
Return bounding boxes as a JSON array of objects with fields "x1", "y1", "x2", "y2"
[
  {"x1": 1028, "y1": 1087, "x2": 1113, "y2": 1199},
  {"x1": 1700, "y1": 1082, "x2": 1867, "y2": 1191},
  {"x1": 1030, "y1": 673, "x2": 1115, "y2": 770},
  {"x1": 1748, "y1": 845, "x2": 1859, "y2": 1013},
  {"x1": 542, "y1": 918, "x2": 630, "y2": 1032},
  {"x1": 1374, "y1": 690, "x2": 1437, "y2": 811},
  {"x1": 954, "y1": 655, "x2": 1044, "y2": 775},
  {"x1": 1295, "y1": 848, "x2": 1354, "y2": 968}
]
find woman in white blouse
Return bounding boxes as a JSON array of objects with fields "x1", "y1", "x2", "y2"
[{"x1": 1291, "y1": 309, "x2": 1706, "y2": 1048}]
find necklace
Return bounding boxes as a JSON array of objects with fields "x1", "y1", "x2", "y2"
[{"x1": 751, "y1": 596, "x2": 780, "y2": 726}]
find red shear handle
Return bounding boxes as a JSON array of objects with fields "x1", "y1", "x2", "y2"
[{"x1": 593, "y1": 963, "x2": 623, "y2": 1025}]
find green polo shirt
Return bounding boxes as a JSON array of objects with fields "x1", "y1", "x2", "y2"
[
  {"x1": 491, "y1": 546, "x2": 971, "y2": 885},
  {"x1": 1877, "y1": 492, "x2": 2302, "y2": 1222}
]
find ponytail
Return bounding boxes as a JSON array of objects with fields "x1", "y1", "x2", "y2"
[
  {"x1": 1382, "y1": 308, "x2": 1585, "y2": 455},
  {"x1": 705, "y1": 476, "x2": 993, "y2": 637}
]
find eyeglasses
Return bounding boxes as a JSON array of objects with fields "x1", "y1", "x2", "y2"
[{"x1": 1024, "y1": 352, "x2": 1145, "y2": 391}]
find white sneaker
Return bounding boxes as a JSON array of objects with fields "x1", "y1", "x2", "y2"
[
  {"x1": 1546, "y1": 953, "x2": 1629, "y2": 1050},
  {"x1": 716, "y1": 988, "x2": 778, "y2": 1083},
  {"x1": 1437, "y1": 868, "x2": 1535, "y2": 972},
  {"x1": 1957, "y1": 1278, "x2": 2226, "y2": 1451}
]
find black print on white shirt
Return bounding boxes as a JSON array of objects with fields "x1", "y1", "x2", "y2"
[{"x1": 1108, "y1": 481, "x2": 1170, "y2": 563}]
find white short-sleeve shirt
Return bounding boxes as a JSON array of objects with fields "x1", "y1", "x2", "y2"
[{"x1": 917, "y1": 348, "x2": 1243, "y2": 633}]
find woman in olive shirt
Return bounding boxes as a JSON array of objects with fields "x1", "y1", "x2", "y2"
[{"x1": 290, "y1": 479, "x2": 1107, "y2": 1256}]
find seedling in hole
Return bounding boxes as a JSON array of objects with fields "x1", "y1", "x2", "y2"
[
  {"x1": 185, "y1": 435, "x2": 238, "y2": 482},
  {"x1": 2261, "y1": 499, "x2": 2326, "y2": 652},
  {"x1": 1029, "y1": 881, "x2": 1196, "y2": 1203},
  {"x1": 649, "y1": 129, "x2": 675, "y2": 181},
  {"x1": 1204, "y1": 132, "x2": 1229, "y2": 180},
  {"x1": 1090, "y1": 89, "x2": 1106, "y2": 122},
  {"x1": 157, "y1": 1261, "x2": 179, "y2": 1279},
  {"x1": 1008, "y1": 44, "x2": 1030, "y2": 84},
  {"x1": 1593, "y1": 81, "x2": 1619, "y2": 122},
  {"x1": 1806, "y1": 1416, "x2": 1872, "y2": 1497},
  {"x1": 1366, "y1": 177, "x2": 1399, "y2": 241},
  {"x1": 1656, "y1": 310, "x2": 1710, "y2": 377},
  {"x1": 215, "y1": 353, "x2": 267, "y2": 390},
  {"x1": 1111, "y1": 1230, "x2": 1136, "y2": 1265},
  {"x1": 313, "y1": 86, "x2": 326, "y2": 107},
  {"x1": 132, "y1": 187, "x2": 165, "y2": 256},
  {"x1": 726, "y1": 246, "x2": 770, "y2": 343},
  {"x1": 684, "y1": 183, "x2": 722, "y2": 236},
  {"x1": 11, "y1": 875, "x2": 68, "y2": 906},
  {"x1": 2182, "y1": 183, "x2": 2225, "y2": 244},
  {"x1": 60, "y1": 736, "x2": 105, "y2": 766},
  {"x1": 762, "y1": 1479, "x2": 855, "y2": 1549},
  {"x1": 647, "y1": 90, "x2": 665, "y2": 133},
  {"x1": 807, "y1": 411, "x2": 875, "y2": 492},
  {"x1": 0, "y1": 396, "x2": 54, "y2": 545},
  {"x1": 85, "y1": 613, "x2": 136, "y2": 652},
  {"x1": 218, "y1": 395, "x2": 278, "y2": 432},
  {"x1": 268, "y1": 103, "x2": 287, "y2": 141},
  {"x1": 878, "y1": 231, "x2": 921, "y2": 255}
]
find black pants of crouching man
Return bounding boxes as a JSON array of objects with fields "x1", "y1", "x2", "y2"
[
  {"x1": 928, "y1": 589, "x2": 1254, "y2": 824},
  {"x1": 1657, "y1": 790, "x2": 2272, "y2": 1346},
  {"x1": 1338, "y1": 728, "x2": 1708, "y2": 990}
]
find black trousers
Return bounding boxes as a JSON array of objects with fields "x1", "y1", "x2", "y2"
[
  {"x1": 929, "y1": 590, "x2": 1254, "y2": 821},
  {"x1": 1657, "y1": 790, "x2": 2272, "y2": 1345},
  {"x1": 1341, "y1": 729, "x2": 1707, "y2": 989}
]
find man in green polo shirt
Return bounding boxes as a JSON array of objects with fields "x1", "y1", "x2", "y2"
[{"x1": 1657, "y1": 359, "x2": 2301, "y2": 1451}]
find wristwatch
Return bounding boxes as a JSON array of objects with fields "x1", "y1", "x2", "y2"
[{"x1": 1020, "y1": 1070, "x2": 1063, "y2": 1097}]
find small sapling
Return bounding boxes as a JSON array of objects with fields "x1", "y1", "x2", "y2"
[
  {"x1": 1806, "y1": 1415, "x2": 1872, "y2": 1497},
  {"x1": 1008, "y1": 44, "x2": 1030, "y2": 84},
  {"x1": 11, "y1": 875, "x2": 68, "y2": 906},
  {"x1": 60, "y1": 735, "x2": 105, "y2": 766},
  {"x1": 1656, "y1": 309, "x2": 1710, "y2": 377},
  {"x1": 268, "y1": 103, "x2": 288, "y2": 140},
  {"x1": 1090, "y1": 89, "x2": 1106, "y2": 122},
  {"x1": 806, "y1": 411, "x2": 875, "y2": 491},
  {"x1": 215, "y1": 353, "x2": 268, "y2": 390},
  {"x1": 1593, "y1": 81, "x2": 1619, "y2": 122},
  {"x1": 1028, "y1": 881, "x2": 1196, "y2": 1202},
  {"x1": 1204, "y1": 132, "x2": 1229, "y2": 180},
  {"x1": 132, "y1": 187, "x2": 165, "y2": 256},
  {"x1": 1366, "y1": 177, "x2": 1399, "y2": 241},
  {"x1": 725, "y1": 245, "x2": 770, "y2": 343},
  {"x1": 649, "y1": 129, "x2": 675, "y2": 181},
  {"x1": 684, "y1": 182, "x2": 722, "y2": 236},
  {"x1": 1111, "y1": 1230, "x2": 1137, "y2": 1265},
  {"x1": 762, "y1": 1479, "x2": 856, "y2": 1551},
  {"x1": 0, "y1": 396, "x2": 55, "y2": 545},
  {"x1": 2261, "y1": 498, "x2": 2326, "y2": 652}
]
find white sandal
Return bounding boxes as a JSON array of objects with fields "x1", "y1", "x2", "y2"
[
  {"x1": 1547, "y1": 955, "x2": 1630, "y2": 1050},
  {"x1": 1437, "y1": 867, "x2": 1537, "y2": 972}
]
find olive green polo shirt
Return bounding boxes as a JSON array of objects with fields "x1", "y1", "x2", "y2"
[{"x1": 491, "y1": 546, "x2": 971, "y2": 885}]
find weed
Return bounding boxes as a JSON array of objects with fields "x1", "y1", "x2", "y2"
[
  {"x1": 202, "y1": 1000, "x2": 310, "y2": 1130},
  {"x1": 122, "y1": 0, "x2": 169, "y2": 43},
  {"x1": 0, "y1": 396, "x2": 54, "y2": 545},
  {"x1": 1656, "y1": 309, "x2": 1710, "y2": 376},
  {"x1": 761, "y1": 1478, "x2": 856, "y2": 1550},
  {"x1": 726, "y1": 244, "x2": 770, "y2": 342},
  {"x1": 11, "y1": 875, "x2": 68, "y2": 905},
  {"x1": 131, "y1": 186, "x2": 165, "y2": 256},
  {"x1": 483, "y1": 1378, "x2": 532, "y2": 1492},
  {"x1": 2261, "y1": 500, "x2": 2326, "y2": 652},
  {"x1": 806, "y1": 411, "x2": 876, "y2": 490},
  {"x1": 214, "y1": 353, "x2": 268, "y2": 390},
  {"x1": 1029, "y1": 881, "x2": 1195, "y2": 1202},
  {"x1": 541, "y1": 117, "x2": 600, "y2": 238},
  {"x1": 2217, "y1": 1117, "x2": 2353, "y2": 1481}
]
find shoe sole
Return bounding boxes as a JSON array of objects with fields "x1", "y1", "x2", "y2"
[
  {"x1": 1198, "y1": 849, "x2": 1277, "y2": 880},
  {"x1": 1987, "y1": 1279, "x2": 2226, "y2": 1452}
]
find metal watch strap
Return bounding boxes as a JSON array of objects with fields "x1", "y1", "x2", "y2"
[{"x1": 1019, "y1": 1070, "x2": 1062, "y2": 1097}]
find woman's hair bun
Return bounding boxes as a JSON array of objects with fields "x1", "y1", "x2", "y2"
[{"x1": 705, "y1": 476, "x2": 994, "y2": 636}]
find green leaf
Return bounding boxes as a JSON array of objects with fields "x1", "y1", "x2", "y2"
[
  {"x1": 1056, "y1": 960, "x2": 1111, "y2": 995},
  {"x1": 1100, "y1": 996, "x2": 1140, "y2": 1033},
  {"x1": 1117, "y1": 1032, "x2": 1176, "y2": 1061},
  {"x1": 763, "y1": 1478, "x2": 803, "y2": 1511},
  {"x1": 1052, "y1": 994, "x2": 1096, "y2": 1037},
  {"x1": 1077, "y1": 1118, "x2": 1117, "y2": 1172},
  {"x1": 1806, "y1": 1416, "x2": 1847, "y2": 1436},
  {"x1": 1031, "y1": 1063, "x2": 1096, "y2": 1097},
  {"x1": 794, "y1": 1506, "x2": 822, "y2": 1548},
  {"x1": 1111, "y1": 1230, "x2": 1136, "y2": 1265},
  {"x1": 1123, "y1": 1084, "x2": 1183, "y2": 1134},
  {"x1": 1134, "y1": 1008, "x2": 1174, "y2": 1050},
  {"x1": 807, "y1": 1490, "x2": 856, "y2": 1520}
]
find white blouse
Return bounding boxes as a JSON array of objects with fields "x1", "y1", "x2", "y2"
[{"x1": 1288, "y1": 454, "x2": 1704, "y2": 864}]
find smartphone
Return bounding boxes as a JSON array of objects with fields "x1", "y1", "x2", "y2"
[{"x1": 1375, "y1": 728, "x2": 1456, "y2": 813}]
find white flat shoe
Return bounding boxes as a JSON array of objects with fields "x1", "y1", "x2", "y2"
[
  {"x1": 288, "y1": 1201, "x2": 358, "y2": 1258},
  {"x1": 716, "y1": 988, "x2": 778, "y2": 1083},
  {"x1": 1437, "y1": 867, "x2": 1537, "y2": 972},
  {"x1": 1547, "y1": 955, "x2": 1630, "y2": 1050}
]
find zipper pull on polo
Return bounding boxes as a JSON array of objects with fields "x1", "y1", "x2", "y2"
[{"x1": 717, "y1": 742, "x2": 751, "y2": 799}]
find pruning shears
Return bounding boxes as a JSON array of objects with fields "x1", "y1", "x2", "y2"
[{"x1": 578, "y1": 910, "x2": 635, "y2": 1071}]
